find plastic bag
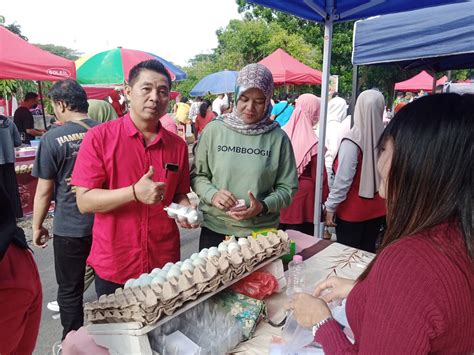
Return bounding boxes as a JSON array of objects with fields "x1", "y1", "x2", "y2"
[
  {"x1": 281, "y1": 311, "x2": 314, "y2": 353},
  {"x1": 230, "y1": 271, "x2": 278, "y2": 300}
]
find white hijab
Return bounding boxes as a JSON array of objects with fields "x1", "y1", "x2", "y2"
[
  {"x1": 325, "y1": 97, "x2": 348, "y2": 171},
  {"x1": 344, "y1": 90, "x2": 385, "y2": 198}
]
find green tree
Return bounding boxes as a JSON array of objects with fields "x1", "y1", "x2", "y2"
[
  {"x1": 35, "y1": 44, "x2": 82, "y2": 60},
  {"x1": 5, "y1": 22, "x2": 28, "y2": 41}
]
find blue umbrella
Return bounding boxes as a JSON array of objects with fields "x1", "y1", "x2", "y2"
[
  {"x1": 250, "y1": 0, "x2": 467, "y2": 237},
  {"x1": 190, "y1": 70, "x2": 239, "y2": 96}
]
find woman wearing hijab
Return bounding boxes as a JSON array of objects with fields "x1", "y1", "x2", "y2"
[
  {"x1": 324, "y1": 90, "x2": 386, "y2": 253},
  {"x1": 279, "y1": 94, "x2": 329, "y2": 235},
  {"x1": 325, "y1": 96, "x2": 348, "y2": 184},
  {"x1": 288, "y1": 93, "x2": 473, "y2": 353},
  {"x1": 0, "y1": 186, "x2": 42, "y2": 354},
  {"x1": 87, "y1": 99, "x2": 118, "y2": 123},
  {"x1": 192, "y1": 63, "x2": 298, "y2": 248}
]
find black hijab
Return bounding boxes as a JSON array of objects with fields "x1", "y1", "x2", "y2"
[{"x1": 0, "y1": 185, "x2": 28, "y2": 260}]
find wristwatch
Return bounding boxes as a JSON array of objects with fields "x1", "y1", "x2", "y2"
[
  {"x1": 312, "y1": 316, "x2": 334, "y2": 337},
  {"x1": 258, "y1": 200, "x2": 268, "y2": 216}
]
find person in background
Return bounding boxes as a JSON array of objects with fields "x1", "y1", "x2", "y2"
[
  {"x1": 288, "y1": 93, "x2": 474, "y2": 353},
  {"x1": 325, "y1": 96, "x2": 348, "y2": 186},
  {"x1": 32, "y1": 79, "x2": 99, "y2": 340},
  {"x1": 194, "y1": 101, "x2": 216, "y2": 139},
  {"x1": 270, "y1": 92, "x2": 294, "y2": 127},
  {"x1": 0, "y1": 115, "x2": 23, "y2": 218},
  {"x1": 87, "y1": 99, "x2": 118, "y2": 123},
  {"x1": 175, "y1": 96, "x2": 191, "y2": 140},
  {"x1": 109, "y1": 90, "x2": 126, "y2": 117},
  {"x1": 212, "y1": 94, "x2": 225, "y2": 115},
  {"x1": 14, "y1": 92, "x2": 44, "y2": 144},
  {"x1": 324, "y1": 90, "x2": 386, "y2": 253},
  {"x1": 192, "y1": 63, "x2": 298, "y2": 248},
  {"x1": 0, "y1": 186, "x2": 42, "y2": 355},
  {"x1": 279, "y1": 94, "x2": 329, "y2": 235},
  {"x1": 72, "y1": 60, "x2": 195, "y2": 298},
  {"x1": 188, "y1": 96, "x2": 203, "y2": 135},
  {"x1": 160, "y1": 113, "x2": 178, "y2": 135}
]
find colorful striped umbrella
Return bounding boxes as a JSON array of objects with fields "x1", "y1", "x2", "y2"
[{"x1": 76, "y1": 47, "x2": 187, "y2": 85}]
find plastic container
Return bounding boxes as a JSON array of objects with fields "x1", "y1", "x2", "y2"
[{"x1": 286, "y1": 255, "x2": 306, "y2": 298}]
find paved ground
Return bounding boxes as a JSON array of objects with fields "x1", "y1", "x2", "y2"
[{"x1": 22, "y1": 216, "x2": 200, "y2": 355}]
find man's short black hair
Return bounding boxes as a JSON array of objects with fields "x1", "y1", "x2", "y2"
[
  {"x1": 48, "y1": 79, "x2": 89, "y2": 114},
  {"x1": 24, "y1": 92, "x2": 39, "y2": 101},
  {"x1": 128, "y1": 60, "x2": 172, "y2": 89}
]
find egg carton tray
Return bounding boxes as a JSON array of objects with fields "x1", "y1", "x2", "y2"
[{"x1": 86, "y1": 231, "x2": 290, "y2": 334}]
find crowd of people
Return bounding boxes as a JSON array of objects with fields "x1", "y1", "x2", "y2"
[{"x1": 0, "y1": 58, "x2": 472, "y2": 354}]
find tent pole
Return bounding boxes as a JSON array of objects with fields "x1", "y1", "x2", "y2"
[
  {"x1": 431, "y1": 72, "x2": 437, "y2": 94},
  {"x1": 313, "y1": 17, "x2": 334, "y2": 238},
  {"x1": 37, "y1": 81, "x2": 47, "y2": 130},
  {"x1": 349, "y1": 64, "x2": 359, "y2": 118}
]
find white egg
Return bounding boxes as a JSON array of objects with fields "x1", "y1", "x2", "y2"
[
  {"x1": 180, "y1": 263, "x2": 195, "y2": 272},
  {"x1": 208, "y1": 249, "x2": 221, "y2": 258},
  {"x1": 124, "y1": 279, "x2": 136, "y2": 289},
  {"x1": 151, "y1": 268, "x2": 162, "y2": 274},
  {"x1": 183, "y1": 258, "x2": 194, "y2": 266},
  {"x1": 199, "y1": 249, "x2": 209, "y2": 258},
  {"x1": 151, "y1": 275, "x2": 166, "y2": 285},
  {"x1": 175, "y1": 261, "x2": 183, "y2": 267},
  {"x1": 167, "y1": 268, "x2": 181, "y2": 280},
  {"x1": 139, "y1": 273, "x2": 149, "y2": 279},
  {"x1": 139, "y1": 275, "x2": 153, "y2": 286},
  {"x1": 186, "y1": 210, "x2": 199, "y2": 224},
  {"x1": 218, "y1": 243, "x2": 228, "y2": 252},
  {"x1": 237, "y1": 238, "x2": 250, "y2": 246},
  {"x1": 132, "y1": 279, "x2": 142, "y2": 288},
  {"x1": 209, "y1": 246, "x2": 219, "y2": 253},
  {"x1": 163, "y1": 262, "x2": 174, "y2": 271},
  {"x1": 192, "y1": 257, "x2": 206, "y2": 267},
  {"x1": 228, "y1": 243, "x2": 240, "y2": 253},
  {"x1": 190, "y1": 253, "x2": 200, "y2": 260}
]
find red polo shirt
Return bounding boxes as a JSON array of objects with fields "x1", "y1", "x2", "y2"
[{"x1": 71, "y1": 114, "x2": 190, "y2": 284}]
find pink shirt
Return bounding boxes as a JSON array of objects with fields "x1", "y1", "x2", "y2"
[
  {"x1": 160, "y1": 113, "x2": 178, "y2": 135},
  {"x1": 71, "y1": 114, "x2": 190, "y2": 284}
]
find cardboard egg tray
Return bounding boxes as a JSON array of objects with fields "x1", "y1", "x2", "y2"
[{"x1": 84, "y1": 230, "x2": 290, "y2": 325}]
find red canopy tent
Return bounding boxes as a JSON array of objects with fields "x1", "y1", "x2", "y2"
[
  {"x1": 394, "y1": 70, "x2": 447, "y2": 92},
  {"x1": 258, "y1": 48, "x2": 322, "y2": 86},
  {"x1": 0, "y1": 26, "x2": 76, "y2": 81}
]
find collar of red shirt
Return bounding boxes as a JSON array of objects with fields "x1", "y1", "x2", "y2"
[{"x1": 123, "y1": 113, "x2": 165, "y2": 147}]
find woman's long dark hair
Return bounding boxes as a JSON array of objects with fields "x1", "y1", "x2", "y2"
[
  {"x1": 199, "y1": 101, "x2": 210, "y2": 118},
  {"x1": 359, "y1": 93, "x2": 473, "y2": 281}
]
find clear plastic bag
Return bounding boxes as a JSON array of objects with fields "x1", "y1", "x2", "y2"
[{"x1": 281, "y1": 311, "x2": 314, "y2": 353}]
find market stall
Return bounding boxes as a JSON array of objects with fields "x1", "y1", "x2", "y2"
[{"x1": 64, "y1": 231, "x2": 372, "y2": 354}]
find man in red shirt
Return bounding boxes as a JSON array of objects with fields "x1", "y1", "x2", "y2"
[{"x1": 72, "y1": 60, "x2": 195, "y2": 297}]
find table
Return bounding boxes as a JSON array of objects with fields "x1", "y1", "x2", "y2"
[{"x1": 230, "y1": 237, "x2": 374, "y2": 354}]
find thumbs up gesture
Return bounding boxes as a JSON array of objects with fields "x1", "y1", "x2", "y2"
[{"x1": 134, "y1": 166, "x2": 167, "y2": 204}]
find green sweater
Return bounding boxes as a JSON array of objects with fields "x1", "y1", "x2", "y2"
[{"x1": 191, "y1": 120, "x2": 298, "y2": 237}]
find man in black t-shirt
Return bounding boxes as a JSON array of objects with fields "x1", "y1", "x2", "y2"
[
  {"x1": 31, "y1": 80, "x2": 99, "y2": 340},
  {"x1": 13, "y1": 92, "x2": 44, "y2": 144}
]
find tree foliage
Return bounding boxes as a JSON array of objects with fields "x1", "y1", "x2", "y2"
[{"x1": 35, "y1": 44, "x2": 82, "y2": 61}]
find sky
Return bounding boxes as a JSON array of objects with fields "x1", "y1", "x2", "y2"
[{"x1": 1, "y1": 0, "x2": 243, "y2": 66}]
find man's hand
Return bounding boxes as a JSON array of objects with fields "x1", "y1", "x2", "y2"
[
  {"x1": 324, "y1": 210, "x2": 337, "y2": 227},
  {"x1": 134, "y1": 166, "x2": 167, "y2": 204},
  {"x1": 227, "y1": 191, "x2": 263, "y2": 221},
  {"x1": 33, "y1": 226, "x2": 50, "y2": 248},
  {"x1": 211, "y1": 189, "x2": 238, "y2": 210}
]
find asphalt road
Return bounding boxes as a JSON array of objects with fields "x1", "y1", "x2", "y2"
[{"x1": 29, "y1": 225, "x2": 200, "y2": 355}]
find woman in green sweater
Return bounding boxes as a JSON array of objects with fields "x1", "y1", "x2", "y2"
[{"x1": 191, "y1": 63, "x2": 298, "y2": 248}]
